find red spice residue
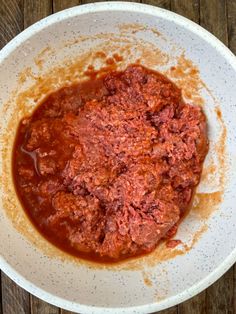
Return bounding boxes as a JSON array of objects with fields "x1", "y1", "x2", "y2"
[
  {"x1": 166, "y1": 239, "x2": 182, "y2": 249},
  {"x1": 105, "y1": 57, "x2": 115, "y2": 65},
  {"x1": 113, "y1": 53, "x2": 123, "y2": 62}
]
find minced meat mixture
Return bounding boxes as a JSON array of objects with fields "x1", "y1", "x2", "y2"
[{"x1": 13, "y1": 65, "x2": 208, "y2": 262}]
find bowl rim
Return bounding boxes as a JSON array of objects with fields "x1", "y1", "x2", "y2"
[{"x1": 1, "y1": 2, "x2": 236, "y2": 313}]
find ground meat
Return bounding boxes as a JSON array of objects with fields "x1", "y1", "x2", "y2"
[{"x1": 13, "y1": 64, "x2": 208, "y2": 262}]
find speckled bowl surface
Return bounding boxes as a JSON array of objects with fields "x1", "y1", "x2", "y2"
[{"x1": 1, "y1": 2, "x2": 236, "y2": 314}]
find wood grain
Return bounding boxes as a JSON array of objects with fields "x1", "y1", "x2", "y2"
[
  {"x1": 227, "y1": 0, "x2": 236, "y2": 54},
  {"x1": 30, "y1": 296, "x2": 59, "y2": 314},
  {"x1": 234, "y1": 264, "x2": 236, "y2": 314},
  {"x1": 206, "y1": 268, "x2": 234, "y2": 314},
  {"x1": 53, "y1": 0, "x2": 81, "y2": 12},
  {"x1": 1, "y1": 273, "x2": 30, "y2": 314},
  {"x1": 0, "y1": 0, "x2": 23, "y2": 49},
  {"x1": 81, "y1": 0, "x2": 140, "y2": 3},
  {"x1": 24, "y1": 0, "x2": 52, "y2": 28},
  {"x1": 179, "y1": 291, "x2": 206, "y2": 314},
  {"x1": 81, "y1": 0, "x2": 103, "y2": 3},
  {"x1": 156, "y1": 307, "x2": 178, "y2": 314},
  {"x1": 171, "y1": 0, "x2": 199, "y2": 23},
  {"x1": 141, "y1": 0, "x2": 170, "y2": 9},
  {"x1": 0, "y1": 272, "x2": 2, "y2": 314},
  {"x1": 200, "y1": 0, "x2": 228, "y2": 45}
]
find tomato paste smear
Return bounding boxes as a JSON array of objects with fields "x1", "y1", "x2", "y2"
[{"x1": 12, "y1": 64, "x2": 208, "y2": 263}]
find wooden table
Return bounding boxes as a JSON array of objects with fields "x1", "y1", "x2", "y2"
[{"x1": 0, "y1": 0, "x2": 235, "y2": 313}]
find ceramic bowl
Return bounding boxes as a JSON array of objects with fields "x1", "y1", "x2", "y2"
[{"x1": 1, "y1": 2, "x2": 236, "y2": 313}]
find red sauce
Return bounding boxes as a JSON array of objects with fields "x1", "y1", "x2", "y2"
[
  {"x1": 166, "y1": 239, "x2": 182, "y2": 249},
  {"x1": 12, "y1": 65, "x2": 208, "y2": 263}
]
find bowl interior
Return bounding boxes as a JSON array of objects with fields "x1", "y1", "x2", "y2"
[{"x1": 1, "y1": 3, "x2": 236, "y2": 313}]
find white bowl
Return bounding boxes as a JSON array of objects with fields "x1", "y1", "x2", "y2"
[{"x1": 1, "y1": 2, "x2": 236, "y2": 313}]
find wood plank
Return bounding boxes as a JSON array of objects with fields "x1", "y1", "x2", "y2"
[
  {"x1": 234, "y1": 265, "x2": 236, "y2": 314},
  {"x1": 30, "y1": 296, "x2": 59, "y2": 314},
  {"x1": 179, "y1": 291, "x2": 206, "y2": 314},
  {"x1": 53, "y1": 0, "x2": 81, "y2": 13},
  {"x1": 171, "y1": 0, "x2": 199, "y2": 23},
  {"x1": 200, "y1": 0, "x2": 228, "y2": 45},
  {"x1": 109, "y1": 0, "x2": 141, "y2": 1},
  {"x1": 141, "y1": 0, "x2": 170, "y2": 10},
  {"x1": 1, "y1": 273, "x2": 30, "y2": 314},
  {"x1": 81, "y1": 0, "x2": 140, "y2": 3},
  {"x1": 157, "y1": 307, "x2": 178, "y2": 314},
  {"x1": 24, "y1": 0, "x2": 52, "y2": 28},
  {"x1": 0, "y1": 272, "x2": 2, "y2": 314},
  {"x1": 0, "y1": 0, "x2": 24, "y2": 49},
  {"x1": 227, "y1": 0, "x2": 236, "y2": 54},
  {"x1": 81, "y1": 0, "x2": 104, "y2": 3},
  {"x1": 206, "y1": 267, "x2": 234, "y2": 314}
]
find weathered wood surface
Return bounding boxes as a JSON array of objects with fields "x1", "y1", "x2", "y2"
[
  {"x1": 0, "y1": 0, "x2": 235, "y2": 313},
  {"x1": 53, "y1": 0, "x2": 81, "y2": 12},
  {"x1": 142, "y1": 0, "x2": 170, "y2": 9},
  {"x1": 0, "y1": 0, "x2": 23, "y2": 49},
  {"x1": 1, "y1": 273, "x2": 30, "y2": 314},
  {"x1": 227, "y1": 0, "x2": 236, "y2": 54}
]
